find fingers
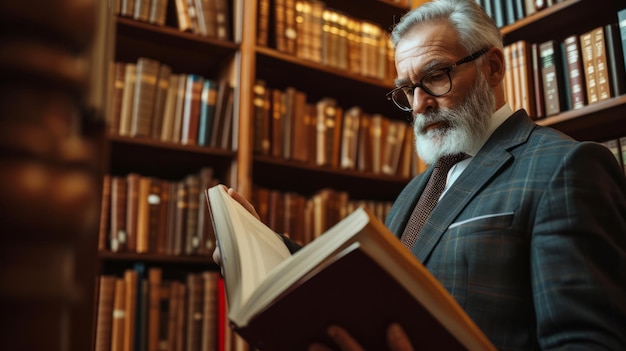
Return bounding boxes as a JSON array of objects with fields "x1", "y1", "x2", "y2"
[
  {"x1": 387, "y1": 323, "x2": 413, "y2": 351},
  {"x1": 327, "y1": 326, "x2": 365, "y2": 351},
  {"x1": 227, "y1": 187, "x2": 260, "y2": 220},
  {"x1": 212, "y1": 245, "x2": 225, "y2": 276},
  {"x1": 308, "y1": 324, "x2": 413, "y2": 351},
  {"x1": 307, "y1": 343, "x2": 333, "y2": 351},
  {"x1": 212, "y1": 245, "x2": 221, "y2": 265}
]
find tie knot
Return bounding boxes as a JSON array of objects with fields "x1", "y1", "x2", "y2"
[{"x1": 435, "y1": 153, "x2": 468, "y2": 172}]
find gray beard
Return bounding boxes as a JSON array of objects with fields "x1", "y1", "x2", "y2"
[{"x1": 413, "y1": 74, "x2": 496, "y2": 165}]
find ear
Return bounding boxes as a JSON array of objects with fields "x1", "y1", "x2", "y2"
[{"x1": 483, "y1": 47, "x2": 505, "y2": 87}]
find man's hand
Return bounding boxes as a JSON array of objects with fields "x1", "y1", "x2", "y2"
[
  {"x1": 225, "y1": 186, "x2": 260, "y2": 220},
  {"x1": 307, "y1": 323, "x2": 414, "y2": 351}
]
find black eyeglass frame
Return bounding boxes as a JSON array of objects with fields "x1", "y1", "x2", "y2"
[{"x1": 386, "y1": 47, "x2": 490, "y2": 112}]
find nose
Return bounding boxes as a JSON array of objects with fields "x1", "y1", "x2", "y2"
[{"x1": 411, "y1": 86, "x2": 436, "y2": 114}]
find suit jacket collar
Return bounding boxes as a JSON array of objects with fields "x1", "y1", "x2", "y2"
[{"x1": 410, "y1": 110, "x2": 536, "y2": 261}]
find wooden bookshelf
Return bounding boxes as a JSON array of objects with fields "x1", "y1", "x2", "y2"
[
  {"x1": 92, "y1": 0, "x2": 626, "y2": 350},
  {"x1": 499, "y1": 0, "x2": 626, "y2": 142}
]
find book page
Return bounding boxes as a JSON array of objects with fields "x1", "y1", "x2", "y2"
[{"x1": 207, "y1": 185, "x2": 291, "y2": 314}]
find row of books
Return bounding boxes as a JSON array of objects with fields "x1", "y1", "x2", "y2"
[
  {"x1": 601, "y1": 135, "x2": 626, "y2": 176},
  {"x1": 113, "y1": 0, "x2": 168, "y2": 26},
  {"x1": 503, "y1": 18, "x2": 626, "y2": 120},
  {"x1": 258, "y1": 0, "x2": 395, "y2": 81},
  {"x1": 109, "y1": 58, "x2": 234, "y2": 150},
  {"x1": 94, "y1": 265, "x2": 227, "y2": 351},
  {"x1": 476, "y1": 0, "x2": 566, "y2": 29},
  {"x1": 113, "y1": 0, "x2": 231, "y2": 40},
  {"x1": 252, "y1": 186, "x2": 393, "y2": 245},
  {"x1": 98, "y1": 167, "x2": 219, "y2": 256},
  {"x1": 252, "y1": 80, "x2": 428, "y2": 179}
]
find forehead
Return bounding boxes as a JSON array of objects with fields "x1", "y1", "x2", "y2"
[{"x1": 394, "y1": 21, "x2": 465, "y2": 74}]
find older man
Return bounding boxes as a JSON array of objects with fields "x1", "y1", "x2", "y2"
[{"x1": 220, "y1": 0, "x2": 626, "y2": 350}]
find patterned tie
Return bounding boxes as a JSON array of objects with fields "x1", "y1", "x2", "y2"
[{"x1": 400, "y1": 153, "x2": 468, "y2": 249}]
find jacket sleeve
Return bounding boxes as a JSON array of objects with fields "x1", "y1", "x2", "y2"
[
  {"x1": 532, "y1": 141, "x2": 626, "y2": 349},
  {"x1": 278, "y1": 233, "x2": 302, "y2": 254}
]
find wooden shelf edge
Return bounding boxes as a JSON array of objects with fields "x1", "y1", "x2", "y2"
[
  {"x1": 536, "y1": 95, "x2": 626, "y2": 127},
  {"x1": 108, "y1": 135, "x2": 237, "y2": 157},
  {"x1": 255, "y1": 46, "x2": 395, "y2": 88},
  {"x1": 501, "y1": 0, "x2": 583, "y2": 36},
  {"x1": 253, "y1": 155, "x2": 410, "y2": 183},
  {"x1": 99, "y1": 251, "x2": 215, "y2": 264},
  {"x1": 116, "y1": 16, "x2": 239, "y2": 50}
]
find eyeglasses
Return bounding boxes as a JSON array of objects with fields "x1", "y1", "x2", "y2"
[{"x1": 386, "y1": 48, "x2": 489, "y2": 112}]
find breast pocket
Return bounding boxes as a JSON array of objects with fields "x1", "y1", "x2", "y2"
[{"x1": 448, "y1": 212, "x2": 515, "y2": 231}]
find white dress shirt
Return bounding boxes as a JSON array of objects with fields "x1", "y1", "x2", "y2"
[{"x1": 441, "y1": 104, "x2": 514, "y2": 198}]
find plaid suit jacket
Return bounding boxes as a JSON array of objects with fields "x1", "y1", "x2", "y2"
[{"x1": 385, "y1": 110, "x2": 626, "y2": 350}]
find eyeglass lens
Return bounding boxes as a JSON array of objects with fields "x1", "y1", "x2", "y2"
[{"x1": 392, "y1": 69, "x2": 452, "y2": 109}]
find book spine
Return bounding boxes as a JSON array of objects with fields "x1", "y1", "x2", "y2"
[
  {"x1": 593, "y1": 26, "x2": 611, "y2": 102},
  {"x1": 539, "y1": 40, "x2": 565, "y2": 116},
  {"x1": 98, "y1": 175, "x2": 111, "y2": 252},
  {"x1": 604, "y1": 23, "x2": 626, "y2": 97},
  {"x1": 563, "y1": 35, "x2": 587, "y2": 110},
  {"x1": 94, "y1": 275, "x2": 117, "y2": 351},
  {"x1": 580, "y1": 31, "x2": 599, "y2": 104}
]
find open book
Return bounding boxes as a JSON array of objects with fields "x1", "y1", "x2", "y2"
[{"x1": 205, "y1": 184, "x2": 496, "y2": 351}]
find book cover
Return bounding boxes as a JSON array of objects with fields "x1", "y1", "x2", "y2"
[
  {"x1": 150, "y1": 64, "x2": 172, "y2": 140},
  {"x1": 604, "y1": 23, "x2": 626, "y2": 97},
  {"x1": 181, "y1": 74, "x2": 204, "y2": 146},
  {"x1": 160, "y1": 74, "x2": 181, "y2": 143},
  {"x1": 515, "y1": 40, "x2": 536, "y2": 117},
  {"x1": 111, "y1": 62, "x2": 126, "y2": 135},
  {"x1": 201, "y1": 271, "x2": 219, "y2": 351},
  {"x1": 110, "y1": 278, "x2": 126, "y2": 351},
  {"x1": 291, "y1": 89, "x2": 309, "y2": 162},
  {"x1": 94, "y1": 275, "x2": 116, "y2": 351},
  {"x1": 186, "y1": 273, "x2": 204, "y2": 351},
  {"x1": 580, "y1": 30, "x2": 599, "y2": 105},
  {"x1": 126, "y1": 173, "x2": 141, "y2": 252},
  {"x1": 256, "y1": 0, "x2": 270, "y2": 46},
  {"x1": 205, "y1": 184, "x2": 496, "y2": 351},
  {"x1": 531, "y1": 43, "x2": 545, "y2": 119},
  {"x1": 198, "y1": 78, "x2": 219, "y2": 146},
  {"x1": 592, "y1": 26, "x2": 611, "y2": 102},
  {"x1": 539, "y1": 40, "x2": 566, "y2": 116},
  {"x1": 98, "y1": 175, "x2": 111, "y2": 252},
  {"x1": 110, "y1": 176, "x2": 128, "y2": 252},
  {"x1": 563, "y1": 35, "x2": 587, "y2": 110},
  {"x1": 118, "y1": 63, "x2": 137, "y2": 136},
  {"x1": 148, "y1": 0, "x2": 168, "y2": 26},
  {"x1": 130, "y1": 57, "x2": 160, "y2": 138},
  {"x1": 147, "y1": 268, "x2": 162, "y2": 351},
  {"x1": 173, "y1": 74, "x2": 189, "y2": 144},
  {"x1": 618, "y1": 9, "x2": 626, "y2": 77},
  {"x1": 195, "y1": 0, "x2": 217, "y2": 37}
]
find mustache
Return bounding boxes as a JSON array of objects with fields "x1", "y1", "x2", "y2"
[{"x1": 413, "y1": 108, "x2": 457, "y2": 132}]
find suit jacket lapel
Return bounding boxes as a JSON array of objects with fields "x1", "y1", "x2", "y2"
[{"x1": 411, "y1": 110, "x2": 536, "y2": 262}]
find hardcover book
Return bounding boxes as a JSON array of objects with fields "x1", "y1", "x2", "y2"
[{"x1": 205, "y1": 184, "x2": 496, "y2": 351}]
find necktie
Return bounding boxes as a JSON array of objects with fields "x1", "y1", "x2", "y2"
[{"x1": 400, "y1": 153, "x2": 468, "y2": 249}]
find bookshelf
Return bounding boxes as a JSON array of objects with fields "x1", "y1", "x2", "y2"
[
  {"x1": 499, "y1": 0, "x2": 626, "y2": 141},
  {"x1": 95, "y1": 1, "x2": 243, "y2": 351},
  {"x1": 241, "y1": 0, "x2": 415, "y2": 197},
  {"x1": 93, "y1": 0, "x2": 626, "y2": 350}
]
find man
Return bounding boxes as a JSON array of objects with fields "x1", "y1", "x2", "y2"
[{"x1": 220, "y1": 0, "x2": 626, "y2": 349}]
